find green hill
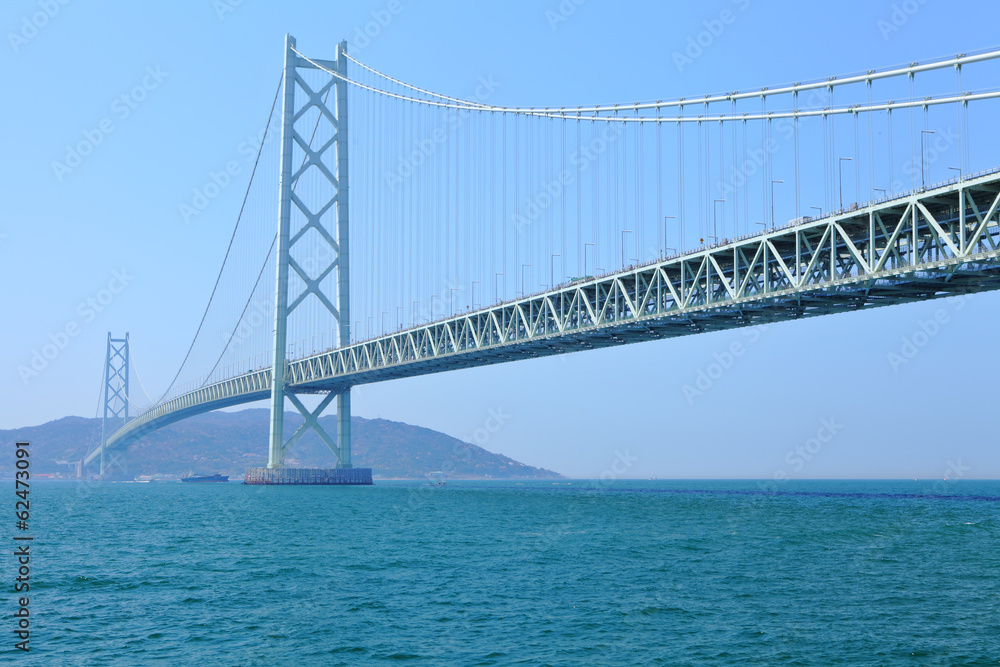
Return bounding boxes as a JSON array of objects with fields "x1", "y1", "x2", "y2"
[{"x1": 0, "y1": 409, "x2": 562, "y2": 479}]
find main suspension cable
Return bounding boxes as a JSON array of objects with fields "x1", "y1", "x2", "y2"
[
  {"x1": 299, "y1": 47, "x2": 1000, "y2": 120},
  {"x1": 160, "y1": 74, "x2": 282, "y2": 401}
]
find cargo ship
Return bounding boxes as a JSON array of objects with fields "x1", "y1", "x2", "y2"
[{"x1": 180, "y1": 473, "x2": 229, "y2": 483}]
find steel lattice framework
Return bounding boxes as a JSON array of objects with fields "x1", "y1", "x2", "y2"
[
  {"x1": 98, "y1": 333, "x2": 130, "y2": 476},
  {"x1": 267, "y1": 35, "x2": 352, "y2": 470},
  {"x1": 85, "y1": 170, "x2": 1000, "y2": 465}
]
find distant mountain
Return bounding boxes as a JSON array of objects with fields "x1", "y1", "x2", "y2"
[{"x1": 0, "y1": 409, "x2": 562, "y2": 479}]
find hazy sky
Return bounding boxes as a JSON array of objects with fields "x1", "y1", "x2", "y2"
[{"x1": 3, "y1": 0, "x2": 999, "y2": 479}]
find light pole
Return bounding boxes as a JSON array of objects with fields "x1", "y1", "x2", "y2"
[
  {"x1": 713, "y1": 199, "x2": 724, "y2": 239},
  {"x1": 838, "y1": 158, "x2": 851, "y2": 210},
  {"x1": 471, "y1": 281, "x2": 480, "y2": 309},
  {"x1": 920, "y1": 129, "x2": 935, "y2": 189},
  {"x1": 770, "y1": 181, "x2": 783, "y2": 227},
  {"x1": 494, "y1": 273, "x2": 504, "y2": 302},
  {"x1": 874, "y1": 188, "x2": 886, "y2": 199},
  {"x1": 621, "y1": 230, "x2": 632, "y2": 268},
  {"x1": 664, "y1": 215, "x2": 676, "y2": 256},
  {"x1": 949, "y1": 166, "x2": 962, "y2": 180},
  {"x1": 810, "y1": 205, "x2": 822, "y2": 219},
  {"x1": 550, "y1": 254, "x2": 561, "y2": 288},
  {"x1": 584, "y1": 243, "x2": 595, "y2": 276}
]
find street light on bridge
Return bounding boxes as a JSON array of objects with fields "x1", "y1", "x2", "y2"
[
  {"x1": 584, "y1": 243, "x2": 595, "y2": 276},
  {"x1": 838, "y1": 158, "x2": 851, "y2": 210},
  {"x1": 921, "y1": 130, "x2": 935, "y2": 190},
  {"x1": 713, "y1": 199, "x2": 725, "y2": 240},
  {"x1": 770, "y1": 182, "x2": 783, "y2": 227}
]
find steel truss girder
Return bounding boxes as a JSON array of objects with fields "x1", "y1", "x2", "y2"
[
  {"x1": 100, "y1": 170, "x2": 1000, "y2": 455},
  {"x1": 287, "y1": 171, "x2": 1000, "y2": 388},
  {"x1": 84, "y1": 368, "x2": 272, "y2": 467}
]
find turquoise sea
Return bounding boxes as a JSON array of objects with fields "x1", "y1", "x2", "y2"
[{"x1": 6, "y1": 479, "x2": 1000, "y2": 665}]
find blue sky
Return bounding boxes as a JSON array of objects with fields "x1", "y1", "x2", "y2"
[{"x1": 2, "y1": 0, "x2": 999, "y2": 479}]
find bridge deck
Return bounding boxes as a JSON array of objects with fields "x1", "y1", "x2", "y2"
[{"x1": 89, "y1": 171, "x2": 1000, "y2": 462}]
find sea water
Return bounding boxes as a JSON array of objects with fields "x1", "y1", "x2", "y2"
[{"x1": 6, "y1": 479, "x2": 999, "y2": 665}]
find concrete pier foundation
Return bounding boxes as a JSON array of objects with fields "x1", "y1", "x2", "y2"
[{"x1": 243, "y1": 467, "x2": 372, "y2": 485}]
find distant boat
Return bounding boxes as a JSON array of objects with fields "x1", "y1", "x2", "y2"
[{"x1": 181, "y1": 473, "x2": 229, "y2": 483}]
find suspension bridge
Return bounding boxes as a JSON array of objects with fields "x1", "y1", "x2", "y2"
[{"x1": 85, "y1": 36, "x2": 1000, "y2": 478}]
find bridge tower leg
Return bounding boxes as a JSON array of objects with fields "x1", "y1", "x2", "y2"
[
  {"x1": 267, "y1": 35, "x2": 353, "y2": 469},
  {"x1": 334, "y1": 36, "x2": 352, "y2": 469},
  {"x1": 100, "y1": 332, "x2": 130, "y2": 478}
]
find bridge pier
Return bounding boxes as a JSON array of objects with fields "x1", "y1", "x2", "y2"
[
  {"x1": 244, "y1": 467, "x2": 370, "y2": 485},
  {"x1": 337, "y1": 391, "x2": 351, "y2": 468}
]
